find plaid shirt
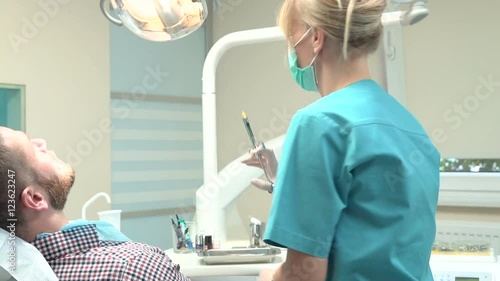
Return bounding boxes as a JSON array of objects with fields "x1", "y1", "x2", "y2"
[{"x1": 32, "y1": 224, "x2": 191, "y2": 281}]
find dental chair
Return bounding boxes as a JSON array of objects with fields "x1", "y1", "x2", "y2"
[{"x1": 0, "y1": 229, "x2": 58, "y2": 281}]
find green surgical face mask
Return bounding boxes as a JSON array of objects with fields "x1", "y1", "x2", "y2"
[{"x1": 288, "y1": 27, "x2": 319, "y2": 92}]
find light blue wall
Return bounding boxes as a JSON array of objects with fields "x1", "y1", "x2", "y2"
[
  {"x1": 110, "y1": 23, "x2": 206, "y2": 250},
  {"x1": 121, "y1": 212, "x2": 195, "y2": 248},
  {"x1": 110, "y1": 24, "x2": 206, "y2": 98},
  {"x1": 0, "y1": 87, "x2": 23, "y2": 131},
  {"x1": 0, "y1": 90, "x2": 8, "y2": 126},
  {"x1": 7, "y1": 89, "x2": 22, "y2": 130}
]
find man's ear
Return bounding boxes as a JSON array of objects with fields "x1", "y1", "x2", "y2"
[{"x1": 20, "y1": 186, "x2": 49, "y2": 211}]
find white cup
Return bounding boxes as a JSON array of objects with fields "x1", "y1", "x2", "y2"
[{"x1": 97, "y1": 210, "x2": 122, "y2": 231}]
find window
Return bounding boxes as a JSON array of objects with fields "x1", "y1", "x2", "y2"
[
  {"x1": 0, "y1": 84, "x2": 25, "y2": 131},
  {"x1": 399, "y1": 1, "x2": 500, "y2": 208},
  {"x1": 441, "y1": 158, "x2": 500, "y2": 173}
]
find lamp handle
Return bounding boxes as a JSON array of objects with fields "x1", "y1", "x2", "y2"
[{"x1": 99, "y1": 0, "x2": 123, "y2": 26}]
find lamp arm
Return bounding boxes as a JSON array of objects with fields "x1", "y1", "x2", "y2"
[{"x1": 100, "y1": 0, "x2": 123, "y2": 26}]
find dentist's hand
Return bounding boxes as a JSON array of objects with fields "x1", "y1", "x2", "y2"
[{"x1": 241, "y1": 143, "x2": 278, "y2": 193}]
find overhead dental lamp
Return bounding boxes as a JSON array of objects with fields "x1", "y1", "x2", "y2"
[{"x1": 100, "y1": 0, "x2": 209, "y2": 42}]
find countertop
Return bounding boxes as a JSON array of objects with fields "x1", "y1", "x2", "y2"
[{"x1": 166, "y1": 247, "x2": 500, "y2": 280}]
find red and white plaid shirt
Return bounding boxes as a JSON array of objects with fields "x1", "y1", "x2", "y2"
[{"x1": 32, "y1": 224, "x2": 191, "y2": 281}]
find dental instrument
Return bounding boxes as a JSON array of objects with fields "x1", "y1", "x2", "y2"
[
  {"x1": 241, "y1": 111, "x2": 257, "y2": 149},
  {"x1": 172, "y1": 216, "x2": 199, "y2": 253},
  {"x1": 241, "y1": 111, "x2": 274, "y2": 188},
  {"x1": 175, "y1": 214, "x2": 194, "y2": 251},
  {"x1": 171, "y1": 217, "x2": 185, "y2": 250}
]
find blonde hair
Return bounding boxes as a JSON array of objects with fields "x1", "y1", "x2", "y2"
[{"x1": 278, "y1": 0, "x2": 387, "y2": 60}]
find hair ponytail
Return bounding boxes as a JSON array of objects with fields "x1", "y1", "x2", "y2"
[{"x1": 343, "y1": 0, "x2": 356, "y2": 60}]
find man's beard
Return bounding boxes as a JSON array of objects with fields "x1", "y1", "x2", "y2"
[{"x1": 38, "y1": 158, "x2": 76, "y2": 211}]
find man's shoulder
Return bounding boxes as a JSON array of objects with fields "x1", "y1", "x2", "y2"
[
  {"x1": 32, "y1": 225, "x2": 187, "y2": 280},
  {"x1": 97, "y1": 241, "x2": 186, "y2": 280},
  {"x1": 95, "y1": 240, "x2": 167, "y2": 259},
  {"x1": 33, "y1": 224, "x2": 167, "y2": 261}
]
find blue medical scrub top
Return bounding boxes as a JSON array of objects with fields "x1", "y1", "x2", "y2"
[{"x1": 264, "y1": 79, "x2": 440, "y2": 281}]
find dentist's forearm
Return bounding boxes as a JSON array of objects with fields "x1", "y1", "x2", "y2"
[
  {"x1": 268, "y1": 264, "x2": 283, "y2": 281},
  {"x1": 272, "y1": 262, "x2": 302, "y2": 281},
  {"x1": 271, "y1": 250, "x2": 328, "y2": 281},
  {"x1": 270, "y1": 265, "x2": 281, "y2": 281}
]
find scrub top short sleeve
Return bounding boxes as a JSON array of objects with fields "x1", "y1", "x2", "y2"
[{"x1": 263, "y1": 110, "x2": 347, "y2": 259}]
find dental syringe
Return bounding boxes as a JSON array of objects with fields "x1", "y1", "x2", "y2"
[{"x1": 241, "y1": 111, "x2": 274, "y2": 185}]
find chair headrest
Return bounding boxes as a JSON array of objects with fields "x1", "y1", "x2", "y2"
[{"x1": 0, "y1": 229, "x2": 58, "y2": 281}]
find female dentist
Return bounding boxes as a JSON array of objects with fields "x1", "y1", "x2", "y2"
[{"x1": 242, "y1": 0, "x2": 441, "y2": 280}]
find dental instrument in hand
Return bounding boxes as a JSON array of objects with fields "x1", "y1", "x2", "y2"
[{"x1": 241, "y1": 111, "x2": 275, "y2": 188}]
